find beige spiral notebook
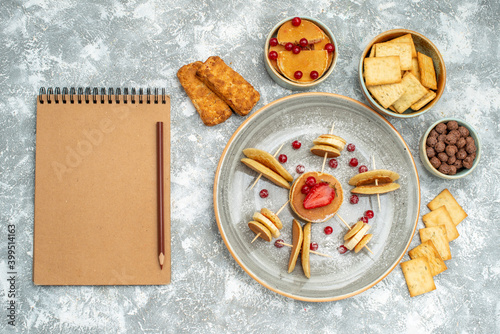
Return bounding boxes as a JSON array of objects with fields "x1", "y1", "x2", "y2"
[{"x1": 34, "y1": 87, "x2": 171, "y2": 285}]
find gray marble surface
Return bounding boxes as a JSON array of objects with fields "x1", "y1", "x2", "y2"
[{"x1": 1, "y1": 0, "x2": 499, "y2": 333}]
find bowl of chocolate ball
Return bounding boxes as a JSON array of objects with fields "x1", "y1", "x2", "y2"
[{"x1": 420, "y1": 118, "x2": 481, "y2": 179}]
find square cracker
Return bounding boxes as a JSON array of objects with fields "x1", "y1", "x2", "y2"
[
  {"x1": 367, "y1": 82, "x2": 405, "y2": 109},
  {"x1": 392, "y1": 72, "x2": 428, "y2": 113},
  {"x1": 419, "y1": 225, "x2": 451, "y2": 260},
  {"x1": 375, "y1": 42, "x2": 412, "y2": 70},
  {"x1": 401, "y1": 257, "x2": 436, "y2": 297},
  {"x1": 409, "y1": 240, "x2": 448, "y2": 276},
  {"x1": 388, "y1": 34, "x2": 417, "y2": 57},
  {"x1": 177, "y1": 61, "x2": 232, "y2": 126},
  {"x1": 418, "y1": 52, "x2": 438, "y2": 90},
  {"x1": 423, "y1": 206, "x2": 459, "y2": 241},
  {"x1": 364, "y1": 56, "x2": 401, "y2": 86},
  {"x1": 411, "y1": 89, "x2": 436, "y2": 111},
  {"x1": 427, "y1": 189, "x2": 468, "y2": 226}
]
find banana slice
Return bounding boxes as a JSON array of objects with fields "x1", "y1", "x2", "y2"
[
  {"x1": 260, "y1": 208, "x2": 283, "y2": 230},
  {"x1": 301, "y1": 222, "x2": 312, "y2": 278},
  {"x1": 313, "y1": 134, "x2": 346, "y2": 151},
  {"x1": 351, "y1": 182, "x2": 400, "y2": 195},
  {"x1": 348, "y1": 169, "x2": 400, "y2": 186},
  {"x1": 252, "y1": 212, "x2": 280, "y2": 238},
  {"x1": 344, "y1": 224, "x2": 371, "y2": 250},
  {"x1": 241, "y1": 158, "x2": 290, "y2": 189},
  {"x1": 248, "y1": 221, "x2": 272, "y2": 242},
  {"x1": 344, "y1": 221, "x2": 364, "y2": 241},
  {"x1": 243, "y1": 148, "x2": 293, "y2": 182},
  {"x1": 287, "y1": 219, "x2": 303, "y2": 273},
  {"x1": 355, "y1": 234, "x2": 373, "y2": 253},
  {"x1": 310, "y1": 144, "x2": 341, "y2": 158}
]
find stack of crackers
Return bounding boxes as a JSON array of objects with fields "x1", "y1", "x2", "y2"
[
  {"x1": 177, "y1": 56, "x2": 260, "y2": 126},
  {"x1": 401, "y1": 189, "x2": 468, "y2": 297},
  {"x1": 363, "y1": 34, "x2": 438, "y2": 113}
]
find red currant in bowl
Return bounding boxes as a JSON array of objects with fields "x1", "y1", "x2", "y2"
[
  {"x1": 294, "y1": 71, "x2": 303, "y2": 80},
  {"x1": 292, "y1": 17, "x2": 301, "y2": 26},
  {"x1": 310, "y1": 71, "x2": 319, "y2": 80},
  {"x1": 268, "y1": 51, "x2": 278, "y2": 60},
  {"x1": 324, "y1": 43, "x2": 335, "y2": 53},
  {"x1": 292, "y1": 45, "x2": 301, "y2": 54},
  {"x1": 299, "y1": 38, "x2": 309, "y2": 47},
  {"x1": 269, "y1": 38, "x2": 278, "y2": 47},
  {"x1": 285, "y1": 42, "x2": 293, "y2": 51}
]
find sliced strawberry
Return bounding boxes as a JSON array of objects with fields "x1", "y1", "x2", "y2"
[{"x1": 303, "y1": 182, "x2": 335, "y2": 209}]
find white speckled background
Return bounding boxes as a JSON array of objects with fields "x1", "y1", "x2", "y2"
[{"x1": 1, "y1": 0, "x2": 499, "y2": 333}]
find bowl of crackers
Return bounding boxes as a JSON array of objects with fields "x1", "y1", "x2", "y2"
[
  {"x1": 419, "y1": 118, "x2": 481, "y2": 179},
  {"x1": 264, "y1": 16, "x2": 338, "y2": 90},
  {"x1": 359, "y1": 29, "x2": 446, "y2": 118}
]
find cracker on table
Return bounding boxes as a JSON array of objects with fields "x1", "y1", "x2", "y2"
[
  {"x1": 419, "y1": 225, "x2": 451, "y2": 261},
  {"x1": 411, "y1": 89, "x2": 436, "y2": 111},
  {"x1": 364, "y1": 56, "x2": 402, "y2": 86},
  {"x1": 417, "y1": 52, "x2": 438, "y2": 90},
  {"x1": 400, "y1": 257, "x2": 436, "y2": 297},
  {"x1": 367, "y1": 82, "x2": 405, "y2": 109},
  {"x1": 375, "y1": 42, "x2": 412, "y2": 70},
  {"x1": 392, "y1": 72, "x2": 428, "y2": 113},
  {"x1": 409, "y1": 240, "x2": 448, "y2": 276},
  {"x1": 196, "y1": 56, "x2": 260, "y2": 116},
  {"x1": 177, "y1": 61, "x2": 232, "y2": 126},
  {"x1": 423, "y1": 205, "x2": 459, "y2": 241},
  {"x1": 427, "y1": 189, "x2": 468, "y2": 226}
]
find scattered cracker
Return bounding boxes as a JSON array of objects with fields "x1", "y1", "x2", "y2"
[
  {"x1": 427, "y1": 189, "x2": 468, "y2": 226},
  {"x1": 401, "y1": 257, "x2": 436, "y2": 297},
  {"x1": 419, "y1": 225, "x2": 451, "y2": 261},
  {"x1": 409, "y1": 240, "x2": 448, "y2": 276},
  {"x1": 423, "y1": 206, "x2": 460, "y2": 241}
]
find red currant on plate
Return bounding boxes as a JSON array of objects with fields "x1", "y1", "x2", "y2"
[
  {"x1": 296, "y1": 164, "x2": 305, "y2": 174},
  {"x1": 292, "y1": 17, "x2": 301, "y2": 26},
  {"x1": 338, "y1": 245, "x2": 348, "y2": 254},
  {"x1": 305, "y1": 176, "x2": 316, "y2": 187},
  {"x1": 299, "y1": 38, "x2": 308, "y2": 47},
  {"x1": 292, "y1": 45, "x2": 301, "y2": 54},
  {"x1": 268, "y1": 51, "x2": 278, "y2": 60},
  {"x1": 324, "y1": 43, "x2": 335, "y2": 53},
  {"x1": 329, "y1": 158, "x2": 338, "y2": 168},
  {"x1": 259, "y1": 189, "x2": 269, "y2": 198},
  {"x1": 269, "y1": 38, "x2": 278, "y2": 47},
  {"x1": 350, "y1": 194, "x2": 359, "y2": 204},
  {"x1": 365, "y1": 210, "x2": 374, "y2": 219},
  {"x1": 292, "y1": 140, "x2": 301, "y2": 149},
  {"x1": 310, "y1": 242, "x2": 318, "y2": 251},
  {"x1": 349, "y1": 158, "x2": 358, "y2": 167},
  {"x1": 278, "y1": 154, "x2": 287, "y2": 163},
  {"x1": 274, "y1": 239, "x2": 284, "y2": 248},
  {"x1": 301, "y1": 184, "x2": 311, "y2": 194},
  {"x1": 359, "y1": 165, "x2": 368, "y2": 173},
  {"x1": 347, "y1": 143, "x2": 355, "y2": 152},
  {"x1": 360, "y1": 216, "x2": 369, "y2": 224},
  {"x1": 324, "y1": 226, "x2": 333, "y2": 235},
  {"x1": 285, "y1": 42, "x2": 293, "y2": 51},
  {"x1": 310, "y1": 70, "x2": 319, "y2": 80},
  {"x1": 294, "y1": 71, "x2": 303, "y2": 80}
]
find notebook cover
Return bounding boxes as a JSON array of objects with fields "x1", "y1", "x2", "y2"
[{"x1": 34, "y1": 93, "x2": 171, "y2": 285}]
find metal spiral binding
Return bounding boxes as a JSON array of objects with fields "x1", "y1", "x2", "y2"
[{"x1": 38, "y1": 87, "x2": 167, "y2": 104}]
